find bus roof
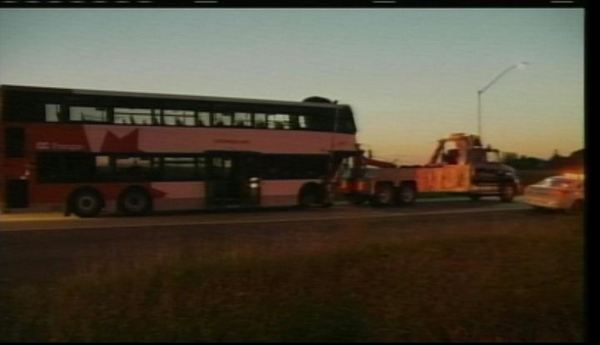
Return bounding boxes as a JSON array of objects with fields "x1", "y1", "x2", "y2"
[{"x1": 0, "y1": 84, "x2": 344, "y2": 109}]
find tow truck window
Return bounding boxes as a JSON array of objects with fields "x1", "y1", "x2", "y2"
[{"x1": 486, "y1": 151, "x2": 500, "y2": 163}]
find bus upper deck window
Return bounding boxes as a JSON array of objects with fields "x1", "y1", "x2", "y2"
[
  {"x1": 5, "y1": 127, "x2": 25, "y2": 158},
  {"x1": 164, "y1": 110, "x2": 195, "y2": 126},
  {"x1": 70, "y1": 106, "x2": 108, "y2": 123},
  {"x1": 268, "y1": 114, "x2": 290, "y2": 129},
  {"x1": 254, "y1": 113, "x2": 267, "y2": 128},
  {"x1": 234, "y1": 112, "x2": 252, "y2": 127},
  {"x1": 45, "y1": 104, "x2": 65, "y2": 122},
  {"x1": 114, "y1": 108, "x2": 153, "y2": 126},
  {"x1": 196, "y1": 112, "x2": 210, "y2": 127},
  {"x1": 298, "y1": 115, "x2": 307, "y2": 129},
  {"x1": 213, "y1": 112, "x2": 232, "y2": 127}
]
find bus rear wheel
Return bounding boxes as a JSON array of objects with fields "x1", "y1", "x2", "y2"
[
  {"x1": 69, "y1": 188, "x2": 103, "y2": 218},
  {"x1": 298, "y1": 184, "x2": 325, "y2": 208},
  {"x1": 118, "y1": 187, "x2": 152, "y2": 216}
]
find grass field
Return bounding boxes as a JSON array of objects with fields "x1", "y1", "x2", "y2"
[{"x1": 0, "y1": 212, "x2": 584, "y2": 342}]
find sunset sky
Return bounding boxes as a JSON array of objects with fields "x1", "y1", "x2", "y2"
[{"x1": 0, "y1": 9, "x2": 584, "y2": 164}]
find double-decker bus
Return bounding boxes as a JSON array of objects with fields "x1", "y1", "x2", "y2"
[{"x1": 0, "y1": 85, "x2": 357, "y2": 217}]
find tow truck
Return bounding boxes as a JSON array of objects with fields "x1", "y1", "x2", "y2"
[{"x1": 364, "y1": 133, "x2": 521, "y2": 206}]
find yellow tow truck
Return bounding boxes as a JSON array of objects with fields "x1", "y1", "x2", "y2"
[{"x1": 368, "y1": 133, "x2": 522, "y2": 206}]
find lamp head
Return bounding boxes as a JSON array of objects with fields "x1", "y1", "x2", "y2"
[{"x1": 517, "y1": 61, "x2": 530, "y2": 70}]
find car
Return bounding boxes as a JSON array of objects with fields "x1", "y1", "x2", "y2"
[{"x1": 523, "y1": 173, "x2": 584, "y2": 213}]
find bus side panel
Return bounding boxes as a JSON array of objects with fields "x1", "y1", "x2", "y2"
[
  {"x1": 80, "y1": 125, "x2": 355, "y2": 154},
  {"x1": 29, "y1": 181, "x2": 208, "y2": 212},
  {"x1": 29, "y1": 183, "x2": 135, "y2": 211},
  {"x1": 26, "y1": 124, "x2": 356, "y2": 155},
  {"x1": 150, "y1": 181, "x2": 206, "y2": 211},
  {"x1": 260, "y1": 179, "x2": 320, "y2": 207},
  {"x1": 28, "y1": 124, "x2": 90, "y2": 152}
]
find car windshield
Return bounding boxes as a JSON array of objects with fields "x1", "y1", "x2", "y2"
[{"x1": 541, "y1": 177, "x2": 578, "y2": 188}]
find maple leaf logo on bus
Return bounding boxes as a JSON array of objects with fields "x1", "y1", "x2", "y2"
[{"x1": 99, "y1": 129, "x2": 140, "y2": 152}]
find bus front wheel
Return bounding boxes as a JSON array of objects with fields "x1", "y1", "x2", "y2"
[
  {"x1": 69, "y1": 188, "x2": 104, "y2": 218},
  {"x1": 298, "y1": 184, "x2": 323, "y2": 208}
]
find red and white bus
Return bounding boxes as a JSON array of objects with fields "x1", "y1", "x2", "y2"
[{"x1": 0, "y1": 85, "x2": 358, "y2": 217}]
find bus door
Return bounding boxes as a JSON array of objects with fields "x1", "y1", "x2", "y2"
[
  {"x1": 206, "y1": 152, "x2": 261, "y2": 207},
  {"x1": 6, "y1": 179, "x2": 29, "y2": 208}
]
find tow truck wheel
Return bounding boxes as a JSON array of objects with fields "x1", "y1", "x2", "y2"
[
  {"x1": 499, "y1": 184, "x2": 516, "y2": 202},
  {"x1": 398, "y1": 183, "x2": 416, "y2": 205},
  {"x1": 469, "y1": 194, "x2": 481, "y2": 201},
  {"x1": 351, "y1": 196, "x2": 369, "y2": 205},
  {"x1": 371, "y1": 183, "x2": 395, "y2": 207}
]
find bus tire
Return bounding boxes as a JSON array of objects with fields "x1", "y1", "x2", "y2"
[
  {"x1": 397, "y1": 182, "x2": 417, "y2": 205},
  {"x1": 118, "y1": 186, "x2": 153, "y2": 216},
  {"x1": 371, "y1": 183, "x2": 395, "y2": 207},
  {"x1": 298, "y1": 183, "x2": 322, "y2": 208},
  {"x1": 69, "y1": 188, "x2": 104, "y2": 218},
  {"x1": 499, "y1": 183, "x2": 516, "y2": 203}
]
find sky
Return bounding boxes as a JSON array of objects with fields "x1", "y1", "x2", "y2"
[{"x1": 0, "y1": 8, "x2": 584, "y2": 164}]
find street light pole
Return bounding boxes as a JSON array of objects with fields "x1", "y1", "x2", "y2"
[
  {"x1": 477, "y1": 62, "x2": 529, "y2": 140},
  {"x1": 477, "y1": 89, "x2": 482, "y2": 140}
]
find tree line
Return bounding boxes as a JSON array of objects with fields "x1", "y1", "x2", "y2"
[{"x1": 502, "y1": 149, "x2": 584, "y2": 171}]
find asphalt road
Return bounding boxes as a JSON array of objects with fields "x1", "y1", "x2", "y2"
[
  {"x1": 1, "y1": 197, "x2": 530, "y2": 232},
  {"x1": 0, "y1": 198, "x2": 564, "y2": 289}
]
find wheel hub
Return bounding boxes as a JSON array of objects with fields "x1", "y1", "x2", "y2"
[{"x1": 78, "y1": 196, "x2": 96, "y2": 210}]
